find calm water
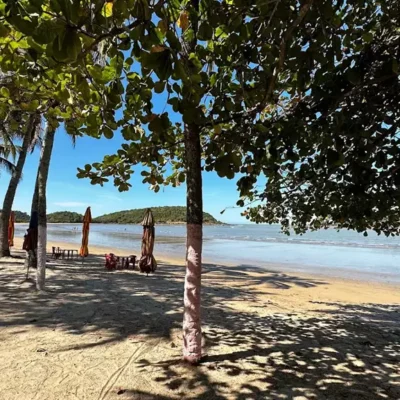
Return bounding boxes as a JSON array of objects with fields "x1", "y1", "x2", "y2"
[{"x1": 15, "y1": 223, "x2": 400, "y2": 283}]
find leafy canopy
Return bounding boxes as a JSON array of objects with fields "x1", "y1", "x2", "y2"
[
  {"x1": 240, "y1": 1, "x2": 400, "y2": 236},
  {"x1": 2, "y1": 0, "x2": 398, "y2": 235}
]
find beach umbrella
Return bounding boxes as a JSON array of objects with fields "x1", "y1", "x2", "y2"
[
  {"x1": 8, "y1": 211, "x2": 15, "y2": 247},
  {"x1": 24, "y1": 211, "x2": 38, "y2": 277},
  {"x1": 139, "y1": 208, "x2": 157, "y2": 274},
  {"x1": 80, "y1": 207, "x2": 92, "y2": 257}
]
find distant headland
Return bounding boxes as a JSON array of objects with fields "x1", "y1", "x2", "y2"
[{"x1": 10, "y1": 206, "x2": 223, "y2": 225}]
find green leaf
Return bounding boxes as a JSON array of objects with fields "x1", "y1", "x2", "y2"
[
  {"x1": 189, "y1": 53, "x2": 202, "y2": 72},
  {"x1": 0, "y1": 87, "x2": 10, "y2": 98},
  {"x1": 0, "y1": 23, "x2": 10, "y2": 37},
  {"x1": 52, "y1": 30, "x2": 82, "y2": 62},
  {"x1": 103, "y1": 126, "x2": 114, "y2": 139},
  {"x1": 125, "y1": 57, "x2": 134, "y2": 66},
  {"x1": 154, "y1": 81, "x2": 165, "y2": 93},
  {"x1": 198, "y1": 22, "x2": 213, "y2": 41},
  {"x1": 178, "y1": 172, "x2": 185, "y2": 183},
  {"x1": 362, "y1": 32, "x2": 373, "y2": 43},
  {"x1": 33, "y1": 19, "x2": 64, "y2": 44},
  {"x1": 166, "y1": 31, "x2": 181, "y2": 50},
  {"x1": 149, "y1": 118, "x2": 164, "y2": 134},
  {"x1": 7, "y1": 15, "x2": 36, "y2": 35},
  {"x1": 168, "y1": 97, "x2": 180, "y2": 112},
  {"x1": 132, "y1": 0, "x2": 150, "y2": 19}
]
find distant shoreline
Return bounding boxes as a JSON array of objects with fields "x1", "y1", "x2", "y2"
[{"x1": 15, "y1": 222, "x2": 227, "y2": 226}]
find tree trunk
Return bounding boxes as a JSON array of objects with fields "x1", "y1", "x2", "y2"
[
  {"x1": 36, "y1": 123, "x2": 56, "y2": 291},
  {"x1": 183, "y1": 124, "x2": 203, "y2": 363},
  {"x1": 0, "y1": 114, "x2": 39, "y2": 257},
  {"x1": 26, "y1": 168, "x2": 40, "y2": 272},
  {"x1": 31, "y1": 168, "x2": 40, "y2": 216}
]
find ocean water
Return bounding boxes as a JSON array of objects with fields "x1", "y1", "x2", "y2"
[{"x1": 15, "y1": 223, "x2": 400, "y2": 283}]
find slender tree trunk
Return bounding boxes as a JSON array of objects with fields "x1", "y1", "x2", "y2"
[
  {"x1": 183, "y1": 124, "x2": 203, "y2": 363},
  {"x1": 36, "y1": 123, "x2": 56, "y2": 291},
  {"x1": 31, "y1": 168, "x2": 40, "y2": 216},
  {"x1": 0, "y1": 114, "x2": 38, "y2": 257},
  {"x1": 26, "y1": 168, "x2": 40, "y2": 274}
]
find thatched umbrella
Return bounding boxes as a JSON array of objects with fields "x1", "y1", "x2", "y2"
[
  {"x1": 8, "y1": 211, "x2": 15, "y2": 248},
  {"x1": 139, "y1": 208, "x2": 157, "y2": 275},
  {"x1": 80, "y1": 207, "x2": 92, "y2": 258}
]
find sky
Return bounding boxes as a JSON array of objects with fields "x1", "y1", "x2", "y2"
[{"x1": 0, "y1": 126, "x2": 251, "y2": 224}]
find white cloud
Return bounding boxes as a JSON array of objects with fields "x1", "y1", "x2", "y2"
[{"x1": 54, "y1": 202, "x2": 87, "y2": 208}]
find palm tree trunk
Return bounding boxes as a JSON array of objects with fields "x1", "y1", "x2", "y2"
[
  {"x1": 0, "y1": 114, "x2": 38, "y2": 257},
  {"x1": 36, "y1": 123, "x2": 56, "y2": 291},
  {"x1": 183, "y1": 124, "x2": 203, "y2": 363}
]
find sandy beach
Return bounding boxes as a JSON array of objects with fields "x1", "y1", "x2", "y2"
[{"x1": 0, "y1": 238, "x2": 399, "y2": 399}]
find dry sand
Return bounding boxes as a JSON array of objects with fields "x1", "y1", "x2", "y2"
[{"x1": 0, "y1": 238, "x2": 399, "y2": 400}]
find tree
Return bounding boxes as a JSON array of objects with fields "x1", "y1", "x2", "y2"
[
  {"x1": 0, "y1": 70, "x2": 42, "y2": 257},
  {"x1": 0, "y1": 113, "x2": 40, "y2": 257},
  {"x1": 238, "y1": 1, "x2": 400, "y2": 237},
  {"x1": 36, "y1": 121, "x2": 57, "y2": 290},
  {"x1": 0, "y1": 15, "x2": 116, "y2": 286},
  {"x1": 3, "y1": 0, "x2": 388, "y2": 363},
  {"x1": 0, "y1": 139, "x2": 17, "y2": 176}
]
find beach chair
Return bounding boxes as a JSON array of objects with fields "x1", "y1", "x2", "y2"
[
  {"x1": 105, "y1": 254, "x2": 136, "y2": 270},
  {"x1": 105, "y1": 253, "x2": 117, "y2": 270},
  {"x1": 52, "y1": 246, "x2": 63, "y2": 259}
]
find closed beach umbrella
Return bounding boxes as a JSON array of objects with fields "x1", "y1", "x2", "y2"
[
  {"x1": 8, "y1": 211, "x2": 15, "y2": 247},
  {"x1": 139, "y1": 208, "x2": 157, "y2": 274},
  {"x1": 80, "y1": 207, "x2": 92, "y2": 257}
]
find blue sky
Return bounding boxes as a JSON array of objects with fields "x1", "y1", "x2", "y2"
[{"x1": 0, "y1": 127, "x2": 250, "y2": 224}]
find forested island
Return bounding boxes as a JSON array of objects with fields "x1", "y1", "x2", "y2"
[
  {"x1": 93, "y1": 206, "x2": 221, "y2": 224},
  {"x1": 11, "y1": 207, "x2": 221, "y2": 225},
  {"x1": 47, "y1": 211, "x2": 83, "y2": 223}
]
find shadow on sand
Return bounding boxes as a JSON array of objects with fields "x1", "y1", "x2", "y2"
[{"x1": 0, "y1": 253, "x2": 399, "y2": 399}]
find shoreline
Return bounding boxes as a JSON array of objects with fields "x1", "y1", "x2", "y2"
[
  {"x1": 10, "y1": 237, "x2": 400, "y2": 299},
  {"x1": 11, "y1": 229, "x2": 400, "y2": 285}
]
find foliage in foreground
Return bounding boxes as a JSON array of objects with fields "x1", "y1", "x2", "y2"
[
  {"x1": 242, "y1": 1, "x2": 400, "y2": 236},
  {"x1": 2, "y1": 0, "x2": 399, "y2": 238}
]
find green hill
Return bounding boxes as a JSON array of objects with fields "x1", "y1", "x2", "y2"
[
  {"x1": 47, "y1": 211, "x2": 83, "y2": 223},
  {"x1": 12, "y1": 211, "x2": 30, "y2": 223},
  {"x1": 93, "y1": 206, "x2": 221, "y2": 224},
  {"x1": 0, "y1": 210, "x2": 30, "y2": 223}
]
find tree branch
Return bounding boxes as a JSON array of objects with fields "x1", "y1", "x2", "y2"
[{"x1": 203, "y1": 0, "x2": 314, "y2": 128}]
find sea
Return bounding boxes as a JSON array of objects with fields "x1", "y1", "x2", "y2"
[{"x1": 15, "y1": 223, "x2": 400, "y2": 283}]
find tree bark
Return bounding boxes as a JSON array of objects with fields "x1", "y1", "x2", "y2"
[
  {"x1": 0, "y1": 114, "x2": 39, "y2": 257},
  {"x1": 31, "y1": 168, "x2": 40, "y2": 217},
  {"x1": 26, "y1": 168, "x2": 40, "y2": 272},
  {"x1": 183, "y1": 124, "x2": 203, "y2": 363},
  {"x1": 36, "y1": 123, "x2": 56, "y2": 291}
]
